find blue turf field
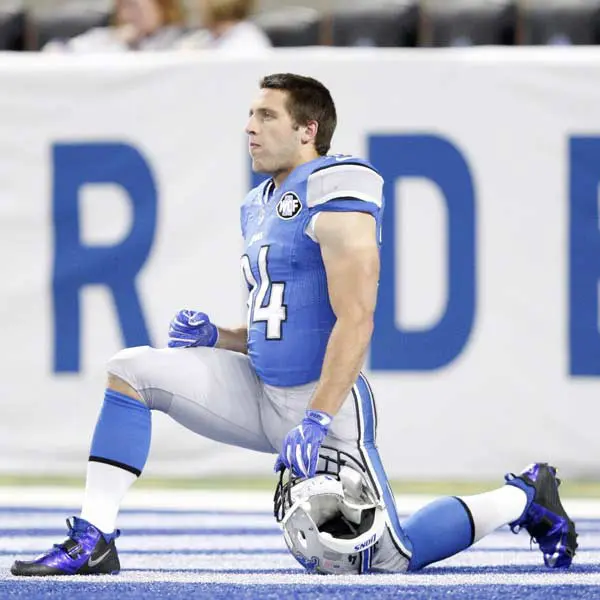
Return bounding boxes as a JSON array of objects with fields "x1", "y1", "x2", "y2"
[{"x1": 0, "y1": 489, "x2": 598, "y2": 599}]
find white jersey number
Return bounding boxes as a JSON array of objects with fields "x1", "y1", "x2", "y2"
[{"x1": 241, "y1": 245, "x2": 287, "y2": 340}]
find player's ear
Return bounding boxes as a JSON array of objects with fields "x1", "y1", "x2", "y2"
[{"x1": 301, "y1": 120, "x2": 319, "y2": 146}]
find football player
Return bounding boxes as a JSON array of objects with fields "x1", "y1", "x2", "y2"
[{"x1": 11, "y1": 73, "x2": 577, "y2": 576}]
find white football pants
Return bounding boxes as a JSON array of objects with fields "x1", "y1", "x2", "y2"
[{"x1": 107, "y1": 345, "x2": 412, "y2": 562}]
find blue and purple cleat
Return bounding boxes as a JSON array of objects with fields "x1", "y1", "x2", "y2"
[
  {"x1": 11, "y1": 517, "x2": 120, "y2": 576},
  {"x1": 505, "y1": 463, "x2": 578, "y2": 568}
]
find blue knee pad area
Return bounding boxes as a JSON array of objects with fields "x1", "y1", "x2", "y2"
[
  {"x1": 403, "y1": 496, "x2": 475, "y2": 571},
  {"x1": 89, "y1": 389, "x2": 152, "y2": 476}
]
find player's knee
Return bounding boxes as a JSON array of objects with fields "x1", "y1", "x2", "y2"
[
  {"x1": 106, "y1": 373, "x2": 141, "y2": 401},
  {"x1": 106, "y1": 346, "x2": 153, "y2": 397}
]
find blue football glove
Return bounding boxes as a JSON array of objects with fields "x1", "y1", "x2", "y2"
[
  {"x1": 168, "y1": 309, "x2": 219, "y2": 348},
  {"x1": 274, "y1": 410, "x2": 333, "y2": 478}
]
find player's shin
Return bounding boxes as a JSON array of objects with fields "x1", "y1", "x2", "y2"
[
  {"x1": 402, "y1": 487, "x2": 528, "y2": 571},
  {"x1": 458, "y1": 486, "x2": 528, "y2": 542},
  {"x1": 79, "y1": 389, "x2": 152, "y2": 534},
  {"x1": 402, "y1": 497, "x2": 475, "y2": 570}
]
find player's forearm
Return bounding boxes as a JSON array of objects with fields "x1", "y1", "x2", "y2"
[
  {"x1": 215, "y1": 326, "x2": 248, "y2": 354},
  {"x1": 308, "y1": 316, "x2": 373, "y2": 417}
]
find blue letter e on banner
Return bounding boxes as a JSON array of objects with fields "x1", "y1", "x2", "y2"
[
  {"x1": 52, "y1": 142, "x2": 157, "y2": 373},
  {"x1": 370, "y1": 134, "x2": 476, "y2": 371},
  {"x1": 570, "y1": 136, "x2": 600, "y2": 376}
]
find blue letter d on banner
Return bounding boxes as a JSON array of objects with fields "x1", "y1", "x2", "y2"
[{"x1": 370, "y1": 134, "x2": 476, "y2": 371}]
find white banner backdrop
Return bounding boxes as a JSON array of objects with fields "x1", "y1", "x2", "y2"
[{"x1": 1, "y1": 49, "x2": 599, "y2": 480}]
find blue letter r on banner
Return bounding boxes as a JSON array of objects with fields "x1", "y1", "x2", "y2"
[{"x1": 52, "y1": 142, "x2": 157, "y2": 373}]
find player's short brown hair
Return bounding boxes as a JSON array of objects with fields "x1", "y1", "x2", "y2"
[{"x1": 260, "y1": 73, "x2": 337, "y2": 156}]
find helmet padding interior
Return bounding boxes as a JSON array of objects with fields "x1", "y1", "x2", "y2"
[{"x1": 318, "y1": 506, "x2": 376, "y2": 540}]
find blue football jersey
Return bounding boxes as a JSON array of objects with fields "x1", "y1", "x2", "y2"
[{"x1": 240, "y1": 155, "x2": 384, "y2": 387}]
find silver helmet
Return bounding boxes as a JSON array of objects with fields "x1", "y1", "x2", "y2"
[{"x1": 274, "y1": 447, "x2": 387, "y2": 574}]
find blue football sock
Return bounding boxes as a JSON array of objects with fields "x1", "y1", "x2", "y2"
[
  {"x1": 89, "y1": 389, "x2": 151, "y2": 476},
  {"x1": 403, "y1": 496, "x2": 475, "y2": 571}
]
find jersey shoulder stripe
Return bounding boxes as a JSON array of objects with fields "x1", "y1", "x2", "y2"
[{"x1": 306, "y1": 162, "x2": 384, "y2": 209}]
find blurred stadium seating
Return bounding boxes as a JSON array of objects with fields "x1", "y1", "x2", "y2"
[
  {"x1": 0, "y1": 0, "x2": 25, "y2": 50},
  {"x1": 328, "y1": 1, "x2": 419, "y2": 47},
  {"x1": 253, "y1": 6, "x2": 322, "y2": 47},
  {"x1": 421, "y1": 0, "x2": 517, "y2": 46},
  {"x1": 27, "y1": 0, "x2": 111, "y2": 51},
  {"x1": 4, "y1": 0, "x2": 600, "y2": 49},
  {"x1": 519, "y1": 0, "x2": 600, "y2": 45}
]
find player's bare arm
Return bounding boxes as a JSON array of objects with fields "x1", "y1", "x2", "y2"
[
  {"x1": 308, "y1": 211, "x2": 379, "y2": 417},
  {"x1": 215, "y1": 326, "x2": 248, "y2": 354}
]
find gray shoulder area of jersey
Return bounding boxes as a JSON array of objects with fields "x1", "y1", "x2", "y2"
[{"x1": 306, "y1": 163, "x2": 384, "y2": 209}]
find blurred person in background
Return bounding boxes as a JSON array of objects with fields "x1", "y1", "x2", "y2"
[
  {"x1": 43, "y1": 0, "x2": 185, "y2": 53},
  {"x1": 176, "y1": 0, "x2": 271, "y2": 53}
]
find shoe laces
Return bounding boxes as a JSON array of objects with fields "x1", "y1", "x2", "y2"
[
  {"x1": 51, "y1": 518, "x2": 92, "y2": 557},
  {"x1": 510, "y1": 523, "x2": 543, "y2": 551}
]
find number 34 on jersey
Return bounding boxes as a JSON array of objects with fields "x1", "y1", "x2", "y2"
[{"x1": 241, "y1": 245, "x2": 287, "y2": 340}]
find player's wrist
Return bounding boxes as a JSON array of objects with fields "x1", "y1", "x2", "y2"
[
  {"x1": 305, "y1": 409, "x2": 332, "y2": 429},
  {"x1": 206, "y1": 323, "x2": 219, "y2": 348}
]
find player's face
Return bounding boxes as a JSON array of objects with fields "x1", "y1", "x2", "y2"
[{"x1": 246, "y1": 89, "x2": 304, "y2": 178}]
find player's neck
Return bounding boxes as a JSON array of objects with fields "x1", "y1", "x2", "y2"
[
  {"x1": 272, "y1": 152, "x2": 320, "y2": 188},
  {"x1": 272, "y1": 168, "x2": 293, "y2": 188}
]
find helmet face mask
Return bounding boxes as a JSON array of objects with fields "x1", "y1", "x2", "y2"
[
  {"x1": 273, "y1": 446, "x2": 387, "y2": 574},
  {"x1": 274, "y1": 446, "x2": 372, "y2": 522}
]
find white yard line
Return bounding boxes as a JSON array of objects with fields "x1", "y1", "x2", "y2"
[
  {"x1": 0, "y1": 514, "x2": 277, "y2": 529},
  {"x1": 1, "y1": 488, "x2": 599, "y2": 518}
]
